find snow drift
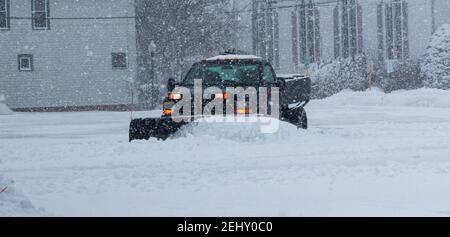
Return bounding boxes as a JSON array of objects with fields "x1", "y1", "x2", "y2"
[
  {"x1": 0, "y1": 175, "x2": 45, "y2": 216},
  {"x1": 312, "y1": 88, "x2": 450, "y2": 109},
  {"x1": 0, "y1": 95, "x2": 13, "y2": 115}
]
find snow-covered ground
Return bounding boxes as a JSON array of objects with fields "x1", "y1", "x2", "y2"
[
  {"x1": 0, "y1": 175, "x2": 45, "y2": 216},
  {"x1": 1, "y1": 88, "x2": 450, "y2": 217}
]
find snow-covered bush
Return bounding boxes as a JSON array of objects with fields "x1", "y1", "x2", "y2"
[
  {"x1": 422, "y1": 24, "x2": 450, "y2": 89},
  {"x1": 310, "y1": 55, "x2": 368, "y2": 99},
  {"x1": 375, "y1": 60, "x2": 423, "y2": 93}
]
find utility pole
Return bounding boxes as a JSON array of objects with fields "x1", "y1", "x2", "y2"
[
  {"x1": 252, "y1": 0, "x2": 258, "y2": 55},
  {"x1": 148, "y1": 41, "x2": 157, "y2": 109},
  {"x1": 267, "y1": 0, "x2": 274, "y2": 63},
  {"x1": 292, "y1": 5, "x2": 299, "y2": 72},
  {"x1": 264, "y1": 1, "x2": 278, "y2": 64},
  {"x1": 431, "y1": 0, "x2": 436, "y2": 34},
  {"x1": 273, "y1": 9, "x2": 280, "y2": 69},
  {"x1": 232, "y1": 0, "x2": 238, "y2": 49}
]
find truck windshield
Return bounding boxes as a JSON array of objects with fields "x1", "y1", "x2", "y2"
[{"x1": 183, "y1": 62, "x2": 260, "y2": 86}]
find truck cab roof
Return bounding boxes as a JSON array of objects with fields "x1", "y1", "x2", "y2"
[{"x1": 205, "y1": 54, "x2": 263, "y2": 61}]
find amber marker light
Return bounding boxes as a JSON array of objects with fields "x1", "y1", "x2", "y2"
[
  {"x1": 214, "y1": 92, "x2": 228, "y2": 100},
  {"x1": 236, "y1": 108, "x2": 252, "y2": 114},
  {"x1": 163, "y1": 109, "x2": 173, "y2": 116}
]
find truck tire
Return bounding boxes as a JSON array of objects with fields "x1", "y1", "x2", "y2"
[
  {"x1": 299, "y1": 109, "x2": 308, "y2": 130},
  {"x1": 281, "y1": 107, "x2": 308, "y2": 130}
]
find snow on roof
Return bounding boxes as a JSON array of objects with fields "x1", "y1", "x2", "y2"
[
  {"x1": 276, "y1": 74, "x2": 306, "y2": 78},
  {"x1": 277, "y1": 74, "x2": 309, "y2": 83},
  {"x1": 206, "y1": 54, "x2": 262, "y2": 61}
]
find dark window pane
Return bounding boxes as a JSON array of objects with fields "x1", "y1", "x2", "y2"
[
  {"x1": 21, "y1": 58, "x2": 30, "y2": 69},
  {"x1": 263, "y1": 65, "x2": 275, "y2": 82},
  {"x1": 34, "y1": 0, "x2": 46, "y2": 11},
  {"x1": 184, "y1": 63, "x2": 259, "y2": 85},
  {"x1": 18, "y1": 55, "x2": 33, "y2": 71},
  {"x1": 0, "y1": 12, "x2": 6, "y2": 28},
  {"x1": 112, "y1": 53, "x2": 127, "y2": 69},
  {"x1": 0, "y1": 0, "x2": 5, "y2": 11},
  {"x1": 34, "y1": 12, "x2": 47, "y2": 28}
]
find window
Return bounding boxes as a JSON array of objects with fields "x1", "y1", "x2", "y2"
[
  {"x1": 263, "y1": 64, "x2": 276, "y2": 83},
  {"x1": 377, "y1": 0, "x2": 409, "y2": 61},
  {"x1": 183, "y1": 63, "x2": 260, "y2": 86},
  {"x1": 18, "y1": 55, "x2": 34, "y2": 71},
  {"x1": 32, "y1": 0, "x2": 50, "y2": 30},
  {"x1": 292, "y1": 0, "x2": 321, "y2": 67},
  {"x1": 112, "y1": 53, "x2": 127, "y2": 69},
  {"x1": 252, "y1": 1, "x2": 280, "y2": 68},
  {"x1": 333, "y1": 0, "x2": 363, "y2": 59},
  {"x1": 0, "y1": 0, "x2": 9, "y2": 30}
]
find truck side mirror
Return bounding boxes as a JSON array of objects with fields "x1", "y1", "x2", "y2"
[
  {"x1": 276, "y1": 78, "x2": 286, "y2": 89},
  {"x1": 167, "y1": 78, "x2": 176, "y2": 92}
]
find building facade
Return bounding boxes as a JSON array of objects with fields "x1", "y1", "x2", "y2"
[
  {"x1": 244, "y1": 0, "x2": 450, "y2": 73},
  {"x1": 0, "y1": 0, "x2": 136, "y2": 110},
  {"x1": 1, "y1": 0, "x2": 449, "y2": 110}
]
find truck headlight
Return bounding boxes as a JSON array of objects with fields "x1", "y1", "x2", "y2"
[{"x1": 168, "y1": 92, "x2": 182, "y2": 100}]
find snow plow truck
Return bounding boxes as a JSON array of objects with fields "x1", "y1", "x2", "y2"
[{"x1": 129, "y1": 52, "x2": 311, "y2": 141}]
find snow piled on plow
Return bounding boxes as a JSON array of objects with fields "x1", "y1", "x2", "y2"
[
  {"x1": 314, "y1": 88, "x2": 450, "y2": 108},
  {"x1": 176, "y1": 116, "x2": 301, "y2": 143}
]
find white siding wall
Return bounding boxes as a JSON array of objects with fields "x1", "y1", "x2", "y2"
[{"x1": 0, "y1": 0, "x2": 136, "y2": 108}]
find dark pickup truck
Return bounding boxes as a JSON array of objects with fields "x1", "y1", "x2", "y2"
[{"x1": 129, "y1": 54, "x2": 311, "y2": 141}]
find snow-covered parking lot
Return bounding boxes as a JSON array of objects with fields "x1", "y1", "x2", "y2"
[{"x1": 1, "y1": 89, "x2": 450, "y2": 217}]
